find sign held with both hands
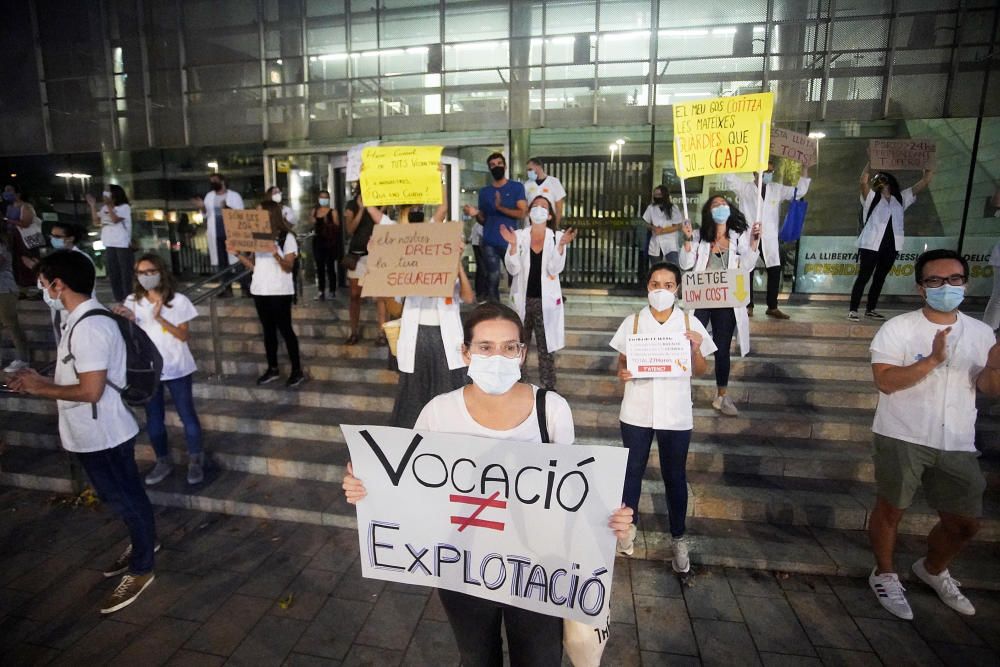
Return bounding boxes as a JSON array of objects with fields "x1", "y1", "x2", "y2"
[
  {"x1": 222, "y1": 209, "x2": 274, "y2": 254},
  {"x1": 869, "y1": 139, "x2": 936, "y2": 171},
  {"x1": 682, "y1": 269, "x2": 751, "y2": 309},
  {"x1": 360, "y1": 145, "x2": 444, "y2": 206},
  {"x1": 361, "y1": 222, "x2": 463, "y2": 298}
]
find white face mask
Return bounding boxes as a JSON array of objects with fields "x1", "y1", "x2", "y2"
[
  {"x1": 271, "y1": 193, "x2": 282, "y2": 203},
  {"x1": 137, "y1": 273, "x2": 161, "y2": 291},
  {"x1": 467, "y1": 354, "x2": 522, "y2": 395},
  {"x1": 648, "y1": 289, "x2": 675, "y2": 312},
  {"x1": 102, "y1": 190, "x2": 111, "y2": 199},
  {"x1": 529, "y1": 206, "x2": 549, "y2": 225},
  {"x1": 39, "y1": 280, "x2": 65, "y2": 312}
]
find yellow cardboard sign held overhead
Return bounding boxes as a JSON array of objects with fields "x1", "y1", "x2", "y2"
[
  {"x1": 672, "y1": 92, "x2": 775, "y2": 178},
  {"x1": 360, "y1": 145, "x2": 444, "y2": 206}
]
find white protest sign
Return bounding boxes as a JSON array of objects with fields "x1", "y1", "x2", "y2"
[
  {"x1": 341, "y1": 424, "x2": 628, "y2": 626},
  {"x1": 626, "y1": 334, "x2": 692, "y2": 378},
  {"x1": 346, "y1": 140, "x2": 380, "y2": 182},
  {"x1": 682, "y1": 269, "x2": 750, "y2": 309}
]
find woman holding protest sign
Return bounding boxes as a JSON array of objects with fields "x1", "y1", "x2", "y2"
[
  {"x1": 343, "y1": 302, "x2": 634, "y2": 667},
  {"x1": 501, "y1": 196, "x2": 577, "y2": 391},
  {"x1": 229, "y1": 201, "x2": 304, "y2": 388},
  {"x1": 679, "y1": 196, "x2": 760, "y2": 417},
  {"x1": 390, "y1": 180, "x2": 475, "y2": 428},
  {"x1": 610, "y1": 261, "x2": 715, "y2": 573},
  {"x1": 848, "y1": 164, "x2": 933, "y2": 321}
]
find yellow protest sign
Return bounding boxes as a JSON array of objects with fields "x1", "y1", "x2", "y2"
[
  {"x1": 360, "y1": 146, "x2": 444, "y2": 206},
  {"x1": 672, "y1": 92, "x2": 775, "y2": 178}
]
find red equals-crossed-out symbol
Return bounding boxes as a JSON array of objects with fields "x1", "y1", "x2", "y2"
[{"x1": 450, "y1": 491, "x2": 507, "y2": 532}]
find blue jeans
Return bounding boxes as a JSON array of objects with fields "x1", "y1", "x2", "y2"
[
  {"x1": 480, "y1": 244, "x2": 504, "y2": 302},
  {"x1": 76, "y1": 438, "x2": 157, "y2": 574},
  {"x1": 145, "y1": 373, "x2": 202, "y2": 459},
  {"x1": 620, "y1": 422, "x2": 691, "y2": 538}
]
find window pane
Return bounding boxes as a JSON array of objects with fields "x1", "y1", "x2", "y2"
[
  {"x1": 599, "y1": 0, "x2": 652, "y2": 32},
  {"x1": 445, "y1": 40, "x2": 510, "y2": 70},
  {"x1": 445, "y1": 1, "x2": 509, "y2": 42},
  {"x1": 545, "y1": 0, "x2": 595, "y2": 35}
]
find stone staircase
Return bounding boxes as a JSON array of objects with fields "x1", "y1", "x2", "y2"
[{"x1": 2, "y1": 293, "x2": 999, "y2": 588}]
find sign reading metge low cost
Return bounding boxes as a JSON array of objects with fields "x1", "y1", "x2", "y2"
[
  {"x1": 362, "y1": 222, "x2": 462, "y2": 298},
  {"x1": 360, "y1": 145, "x2": 444, "y2": 206},
  {"x1": 869, "y1": 139, "x2": 936, "y2": 171},
  {"x1": 341, "y1": 424, "x2": 628, "y2": 626},
  {"x1": 682, "y1": 269, "x2": 751, "y2": 309},
  {"x1": 770, "y1": 127, "x2": 817, "y2": 166},
  {"x1": 673, "y1": 92, "x2": 775, "y2": 178},
  {"x1": 222, "y1": 209, "x2": 274, "y2": 253}
]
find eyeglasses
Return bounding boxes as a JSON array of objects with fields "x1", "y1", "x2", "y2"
[
  {"x1": 137, "y1": 269, "x2": 160, "y2": 277},
  {"x1": 920, "y1": 274, "x2": 967, "y2": 288},
  {"x1": 469, "y1": 341, "x2": 526, "y2": 358}
]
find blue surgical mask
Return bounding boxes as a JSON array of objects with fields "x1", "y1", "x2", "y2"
[
  {"x1": 2, "y1": 192, "x2": 14, "y2": 202},
  {"x1": 318, "y1": 197, "x2": 330, "y2": 207},
  {"x1": 50, "y1": 237, "x2": 66, "y2": 249},
  {"x1": 711, "y1": 205, "x2": 730, "y2": 223},
  {"x1": 924, "y1": 284, "x2": 965, "y2": 313},
  {"x1": 526, "y1": 168, "x2": 537, "y2": 182},
  {"x1": 761, "y1": 172, "x2": 773, "y2": 184}
]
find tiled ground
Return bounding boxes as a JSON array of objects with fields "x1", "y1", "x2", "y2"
[{"x1": 0, "y1": 486, "x2": 997, "y2": 667}]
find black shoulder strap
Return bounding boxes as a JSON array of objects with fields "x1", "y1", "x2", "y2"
[
  {"x1": 536, "y1": 388, "x2": 549, "y2": 444},
  {"x1": 64, "y1": 309, "x2": 115, "y2": 419}
]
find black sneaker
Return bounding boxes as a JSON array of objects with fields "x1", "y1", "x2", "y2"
[
  {"x1": 286, "y1": 371, "x2": 306, "y2": 388},
  {"x1": 257, "y1": 368, "x2": 280, "y2": 385},
  {"x1": 865, "y1": 311, "x2": 885, "y2": 320}
]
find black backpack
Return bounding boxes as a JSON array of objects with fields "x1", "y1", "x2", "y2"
[{"x1": 65, "y1": 309, "x2": 163, "y2": 413}]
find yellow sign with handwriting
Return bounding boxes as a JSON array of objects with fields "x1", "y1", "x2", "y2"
[
  {"x1": 360, "y1": 146, "x2": 444, "y2": 206},
  {"x1": 673, "y1": 92, "x2": 775, "y2": 178}
]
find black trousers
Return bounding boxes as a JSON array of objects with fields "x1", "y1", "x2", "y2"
[
  {"x1": 748, "y1": 265, "x2": 782, "y2": 310},
  {"x1": 850, "y1": 244, "x2": 897, "y2": 313},
  {"x1": 695, "y1": 308, "x2": 737, "y2": 388},
  {"x1": 314, "y1": 245, "x2": 338, "y2": 295},
  {"x1": 253, "y1": 294, "x2": 301, "y2": 373}
]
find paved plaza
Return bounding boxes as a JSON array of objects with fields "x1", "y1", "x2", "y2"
[{"x1": 0, "y1": 486, "x2": 997, "y2": 666}]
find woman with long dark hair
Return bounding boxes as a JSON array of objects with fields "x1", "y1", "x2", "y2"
[
  {"x1": 311, "y1": 189, "x2": 342, "y2": 301},
  {"x1": 115, "y1": 253, "x2": 204, "y2": 485},
  {"x1": 87, "y1": 183, "x2": 133, "y2": 304},
  {"x1": 849, "y1": 164, "x2": 933, "y2": 321},
  {"x1": 679, "y1": 196, "x2": 760, "y2": 416},
  {"x1": 642, "y1": 184, "x2": 684, "y2": 265},
  {"x1": 230, "y1": 201, "x2": 304, "y2": 387}
]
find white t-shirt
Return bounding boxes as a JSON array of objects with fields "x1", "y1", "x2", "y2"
[
  {"x1": 857, "y1": 188, "x2": 915, "y2": 252},
  {"x1": 610, "y1": 307, "x2": 717, "y2": 430},
  {"x1": 469, "y1": 222, "x2": 484, "y2": 246},
  {"x1": 55, "y1": 299, "x2": 140, "y2": 453},
  {"x1": 870, "y1": 309, "x2": 995, "y2": 452},
  {"x1": 250, "y1": 233, "x2": 298, "y2": 296},
  {"x1": 642, "y1": 204, "x2": 683, "y2": 256},
  {"x1": 525, "y1": 176, "x2": 567, "y2": 209},
  {"x1": 415, "y1": 385, "x2": 575, "y2": 445},
  {"x1": 99, "y1": 204, "x2": 133, "y2": 249},
  {"x1": 123, "y1": 293, "x2": 198, "y2": 381}
]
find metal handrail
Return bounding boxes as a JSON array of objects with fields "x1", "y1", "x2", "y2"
[{"x1": 183, "y1": 264, "x2": 254, "y2": 379}]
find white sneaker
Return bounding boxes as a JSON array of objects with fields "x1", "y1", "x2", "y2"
[
  {"x1": 712, "y1": 395, "x2": 739, "y2": 416},
  {"x1": 3, "y1": 360, "x2": 29, "y2": 373},
  {"x1": 672, "y1": 536, "x2": 690, "y2": 573},
  {"x1": 617, "y1": 523, "x2": 636, "y2": 556},
  {"x1": 868, "y1": 568, "x2": 914, "y2": 620},
  {"x1": 912, "y1": 558, "x2": 976, "y2": 616},
  {"x1": 847, "y1": 311, "x2": 860, "y2": 322}
]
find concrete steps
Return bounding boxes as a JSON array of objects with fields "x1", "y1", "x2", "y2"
[{"x1": 3, "y1": 296, "x2": 999, "y2": 585}]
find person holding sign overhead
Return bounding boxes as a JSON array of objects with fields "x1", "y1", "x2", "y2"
[
  {"x1": 501, "y1": 196, "x2": 577, "y2": 391},
  {"x1": 610, "y1": 261, "x2": 715, "y2": 573},
  {"x1": 194, "y1": 173, "x2": 246, "y2": 298},
  {"x1": 229, "y1": 201, "x2": 304, "y2": 388},
  {"x1": 463, "y1": 152, "x2": 528, "y2": 303},
  {"x1": 723, "y1": 160, "x2": 810, "y2": 319},
  {"x1": 343, "y1": 302, "x2": 634, "y2": 667},
  {"x1": 849, "y1": 164, "x2": 933, "y2": 321},
  {"x1": 680, "y1": 197, "x2": 761, "y2": 416}
]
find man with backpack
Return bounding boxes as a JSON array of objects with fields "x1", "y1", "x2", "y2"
[{"x1": 9, "y1": 250, "x2": 158, "y2": 614}]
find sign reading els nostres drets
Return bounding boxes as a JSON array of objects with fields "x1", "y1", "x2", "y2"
[{"x1": 340, "y1": 425, "x2": 628, "y2": 626}]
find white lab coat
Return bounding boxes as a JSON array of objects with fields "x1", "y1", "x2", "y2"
[
  {"x1": 396, "y1": 290, "x2": 466, "y2": 373},
  {"x1": 679, "y1": 230, "x2": 759, "y2": 356},
  {"x1": 505, "y1": 227, "x2": 567, "y2": 353},
  {"x1": 723, "y1": 174, "x2": 810, "y2": 268},
  {"x1": 204, "y1": 189, "x2": 245, "y2": 267},
  {"x1": 984, "y1": 240, "x2": 1000, "y2": 330}
]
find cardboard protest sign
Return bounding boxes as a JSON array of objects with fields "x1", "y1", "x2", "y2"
[
  {"x1": 360, "y1": 145, "x2": 443, "y2": 206},
  {"x1": 672, "y1": 92, "x2": 775, "y2": 178},
  {"x1": 869, "y1": 139, "x2": 936, "y2": 171},
  {"x1": 361, "y1": 222, "x2": 462, "y2": 298},
  {"x1": 770, "y1": 127, "x2": 817, "y2": 166},
  {"x1": 346, "y1": 140, "x2": 380, "y2": 182},
  {"x1": 222, "y1": 209, "x2": 273, "y2": 253},
  {"x1": 341, "y1": 424, "x2": 628, "y2": 626},
  {"x1": 626, "y1": 334, "x2": 692, "y2": 378},
  {"x1": 682, "y1": 269, "x2": 751, "y2": 309}
]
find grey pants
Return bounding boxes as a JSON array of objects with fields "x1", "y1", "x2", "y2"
[{"x1": 0, "y1": 292, "x2": 29, "y2": 362}]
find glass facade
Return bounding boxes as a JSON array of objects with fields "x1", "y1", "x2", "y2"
[{"x1": 1, "y1": 0, "x2": 998, "y2": 290}]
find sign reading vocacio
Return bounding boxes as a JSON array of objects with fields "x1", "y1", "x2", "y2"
[{"x1": 341, "y1": 425, "x2": 628, "y2": 626}]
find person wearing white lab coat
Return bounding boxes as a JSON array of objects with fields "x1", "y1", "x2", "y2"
[
  {"x1": 643, "y1": 185, "x2": 685, "y2": 266},
  {"x1": 196, "y1": 173, "x2": 245, "y2": 270},
  {"x1": 723, "y1": 161, "x2": 809, "y2": 320},
  {"x1": 680, "y1": 195, "x2": 761, "y2": 417},
  {"x1": 985, "y1": 240, "x2": 1000, "y2": 331},
  {"x1": 502, "y1": 196, "x2": 577, "y2": 390}
]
